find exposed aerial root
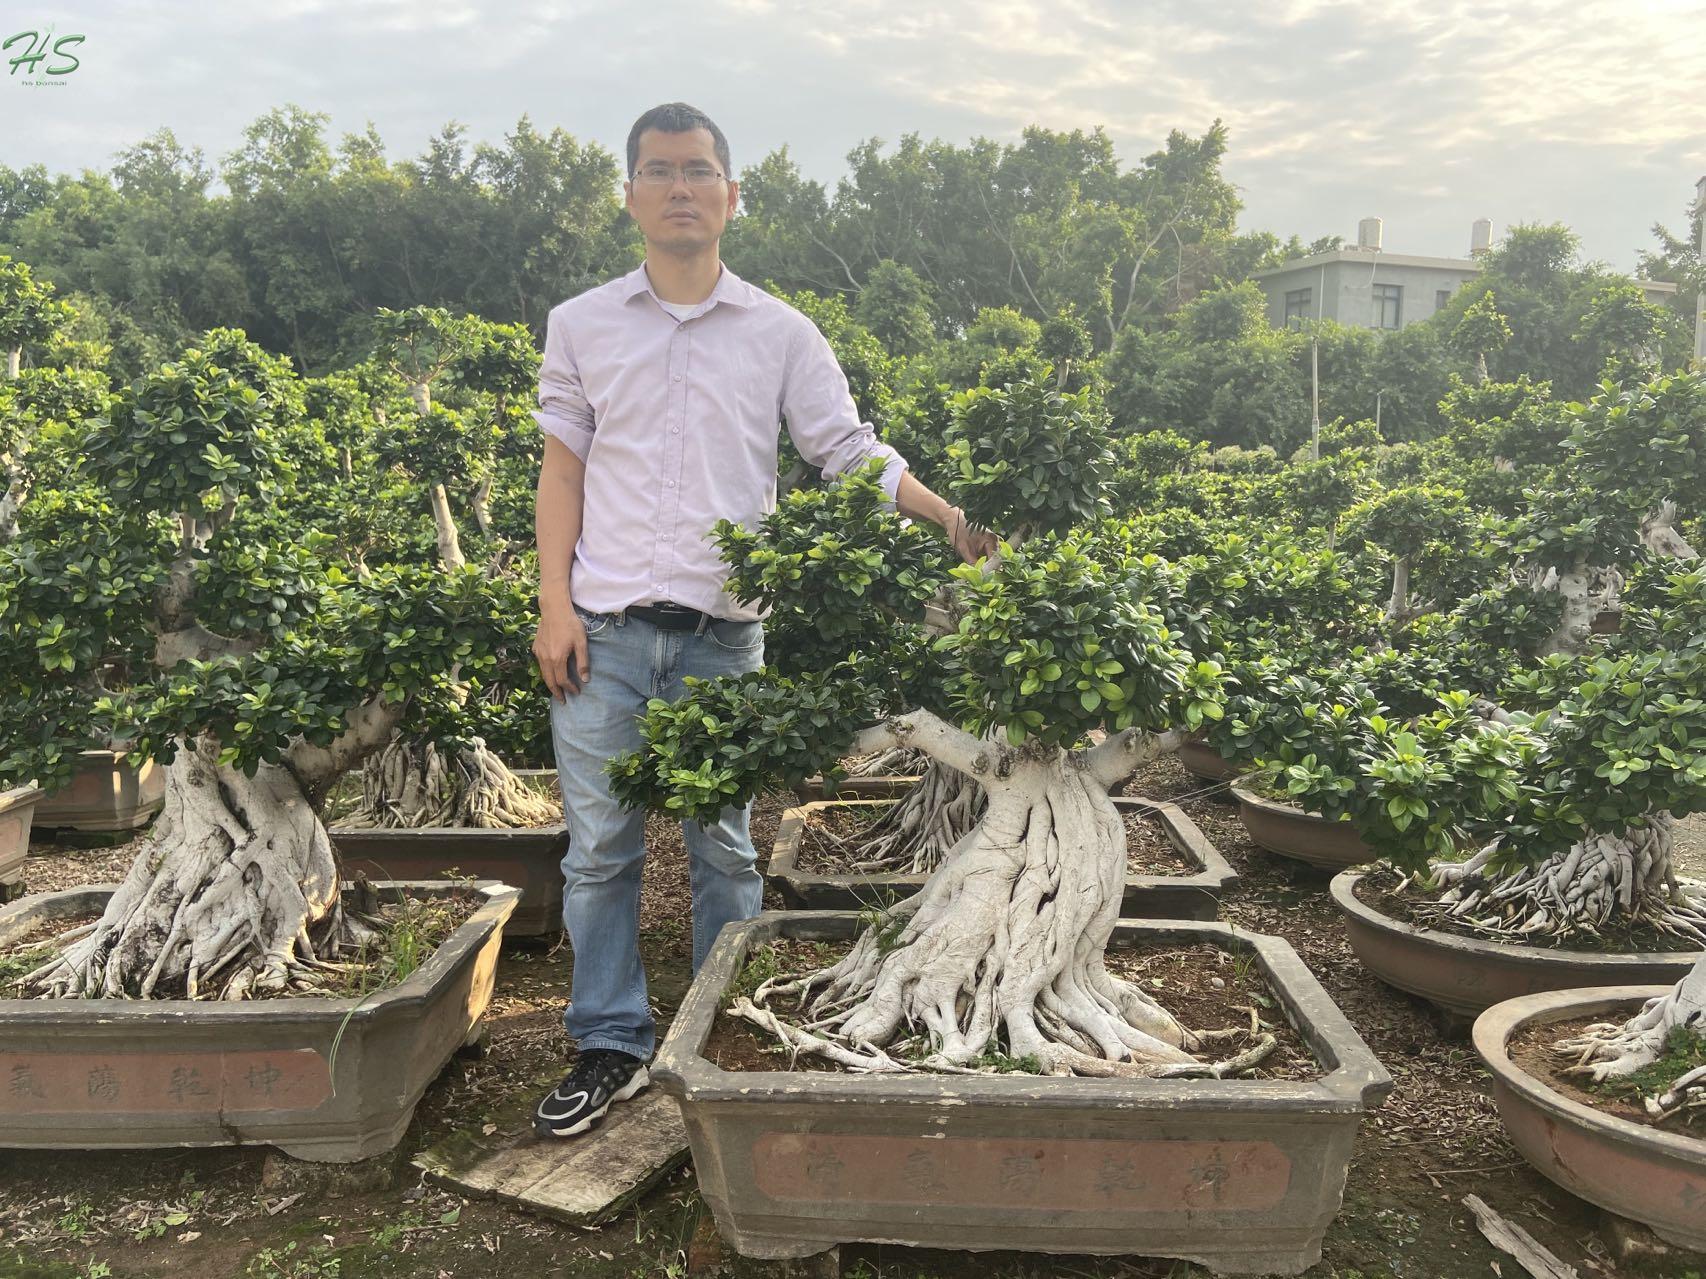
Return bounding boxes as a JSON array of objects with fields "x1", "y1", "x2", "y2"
[
  {"x1": 1554, "y1": 958, "x2": 1706, "y2": 1100},
  {"x1": 734, "y1": 724, "x2": 1271, "y2": 1079},
  {"x1": 845, "y1": 747, "x2": 927, "y2": 778},
  {"x1": 834, "y1": 760, "x2": 985, "y2": 874},
  {"x1": 1413, "y1": 813, "x2": 1706, "y2": 944},
  {"x1": 338, "y1": 735, "x2": 559, "y2": 829}
]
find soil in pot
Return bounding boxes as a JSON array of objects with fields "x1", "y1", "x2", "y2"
[
  {"x1": 1353, "y1": 865, "x2": 1702, "y2": 955},
  {"x1": 1509, "y1": 1010, "x2": 1706, "y2": 1137},
  {"x1": 702, "y1": 936, "x2": 1317, "y2": 1079},
  {"x1": 793, "y1": 801, "x2": 1192, "y2": 877},
  {"x1": 0, "y1": 888, "x2": 484, "y2": 1000}
]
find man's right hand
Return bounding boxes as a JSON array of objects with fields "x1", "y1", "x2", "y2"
[{"x1": 535, "y1": 600, "x2": 590, "y2": 702}]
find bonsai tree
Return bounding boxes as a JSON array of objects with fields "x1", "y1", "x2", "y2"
[
  {"x1": 1216, "y1": 372, "x2": 1706, "y2": 1110},
  {"x1": 1340, "y1": 484, "x2": 1471, "y2": 624},
  {"x1": 335, "y1": 306, "x2": 557, "y2": 830},
  {"x1": 613, "y1": 523, "x2": 1239, "y2": 1075},
  {"x1": 721, "y1": 369, "x2": 1120, "y2": 873},
  {"x1": 0, "y1": 328, "x2": 511, "y2": 998},
  {"x1": 0, "y1": 257, "x2": 73, "y2": 541}
]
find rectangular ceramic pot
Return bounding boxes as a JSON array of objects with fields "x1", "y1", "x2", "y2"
[
  {"x1": 767, "y1": 796, "x2": 1237, "y2": 921},
  {"x1": 792, "y1": 775, "x2": 924, "y2": 804},
  {"x1": 656, "y1": 911, "x2": 1392, "y2": 1274},
  {"x1": 0, "y1": 784, "x2": 41, "y2": 902},
  {"x1": 33, "y1": 750, "x2": 165, "y2": 832},
  {"x1": 0, "y1": 879, "x2": 519, "y2": 1162},
  {"x1": 329, "y1": 824, "x2": 567, "y2": 937}
]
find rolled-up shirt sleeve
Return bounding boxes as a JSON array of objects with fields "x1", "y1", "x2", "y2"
[
  {"x1": 534, "y1": 306, "x2": 596, "y2": 463},
  {"x1": 780, "y1": 317, "x2": 908, "y2": 504}
]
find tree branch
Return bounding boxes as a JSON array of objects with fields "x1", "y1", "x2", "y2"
[
  {"x1": 153, "y1": 624, "x2": 261, "y2": 668},
  {"x1": 849, "y1": 709, "x2": 997, "y2": 779},
  {"x1": 284, "y1": 692, "x2": 408, "y2": 803},
  {"x1": 1084, "y1": 727, "x2": 1185, "y2": 791},
  {"x1": 1643, "y1": 501, "x2": 1699, "y2": 561}
]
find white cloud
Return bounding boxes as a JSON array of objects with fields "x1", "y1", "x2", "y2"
[{"x1": 6, "y1": 0, "x2": 1702, "y2": 266}]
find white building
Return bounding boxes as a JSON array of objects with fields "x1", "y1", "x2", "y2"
[{"x1": 1251, "y1": 217, "x2": 1677, "y2": 332}]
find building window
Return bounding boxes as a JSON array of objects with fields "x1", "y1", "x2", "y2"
[
  {"x1": 1284, "y1": 287, "x2": 1312, "y2": 325},
  {"x1": 1373, "y1": 284, "x2": 1403, "y2": 329},
  {"x1": 1435, "y1": 289, "x2": 1452, "y2": 313}
]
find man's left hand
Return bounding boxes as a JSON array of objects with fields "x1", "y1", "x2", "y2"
[{"x1": 945, "y1": 506, "x2": 1001, "y2": 565}]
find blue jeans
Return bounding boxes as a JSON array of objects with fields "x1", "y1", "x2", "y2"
[{"x1": 549, "y1": 604, "x2": 766, "y2": 1060}]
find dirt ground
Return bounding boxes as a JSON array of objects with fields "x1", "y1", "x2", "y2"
[{"x1": 2, "y1": 771, "x2": 1703, "y2": 1279}]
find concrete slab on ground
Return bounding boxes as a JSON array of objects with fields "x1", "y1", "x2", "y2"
[{"x1": 413, "y1": 1088, "x2": 688, "y2": 1226}]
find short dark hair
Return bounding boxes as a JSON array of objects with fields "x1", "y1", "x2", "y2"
[{"x1": 625, "y1": 103, "x2": 731, "y2": 181}]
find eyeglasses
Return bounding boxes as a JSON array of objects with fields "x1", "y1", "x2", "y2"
[{"x1": 632, "y1": 162, "x2": 725, "y2": 187}]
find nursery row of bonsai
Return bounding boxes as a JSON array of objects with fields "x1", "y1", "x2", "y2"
[{"x1": 0, "y1": 254, "x2": 1702, "y2": 1271}]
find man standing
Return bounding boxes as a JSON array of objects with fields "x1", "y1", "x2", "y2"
[{"x1": 531, "y1": 103, "x2": 994, "y2": 1138}]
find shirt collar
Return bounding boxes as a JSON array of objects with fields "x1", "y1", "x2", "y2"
[{"x1": 620, "y1": 260, "x2": 754, "y2": 312}]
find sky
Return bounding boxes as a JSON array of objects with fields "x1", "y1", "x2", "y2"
[{"x1": 6, "y1": 0, "x2": 1706, "y2": 272}]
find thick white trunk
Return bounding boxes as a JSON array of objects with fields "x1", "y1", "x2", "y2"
[
  {"x1": 738, "y1": 717, "x2": 1269, "y2": 1077},
  {"x1": 429, "y1": 483, "x2": 466, "y2": 570},
  {"x1": 1642, "y1": 501, "x2": 1698, "y2": 562},
  {"x1": 470, "y1": 476, "x2": 494, "y2": 536},
  {"x1": 24, "y1": 735, "x2": 359, "y2": 999},
  {"x1": 1428, "y1": 814, "x2": 1705, "y2": 943},
  {"x1": 0, "y1": 473, "x2": 19, "y2": 544},
  {"x1": 1386, "y1": 555, "x2": 1411, "y2": 624},
  {"x1": 5, "y1": 347, "x2": 18, "y2": 380},
  {"x1": 339, "y1": 735, "x2": 557, "y2": 829},
  {"x1": 1536, "y1": 560, "x2": 1596, "y2": 657}
]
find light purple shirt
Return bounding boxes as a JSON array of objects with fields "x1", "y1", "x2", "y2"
[{"x1": 534, "y1": 260, "x2": 908, "y2": 623}]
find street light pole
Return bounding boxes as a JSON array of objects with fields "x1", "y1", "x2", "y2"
[
  {"x1": 1311, "y1": 264, "x2": 1324, "y2": 461},
  {"x1": 1695, "y1": 175, "x2": 1706, "y2": 371}
]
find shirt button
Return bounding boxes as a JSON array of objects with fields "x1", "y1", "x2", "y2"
[
  {"x1": 672, "y1": 374, "x2": 682, "y2": 382},
  {"x1": 671, "y1": 427, "x2": 680, "y2": 435},
  {"x1": 653, "y1": 583, "x2": 664, "y2": 592},
  {"x1": 666, "y1": 479, "x2": 676, "y2": 487}
]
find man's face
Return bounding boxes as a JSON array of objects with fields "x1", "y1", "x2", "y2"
[{"x1": 624, "y1": 127, "x2": 738, "y2": 255}]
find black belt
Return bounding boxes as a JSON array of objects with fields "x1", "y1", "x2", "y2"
[{"x1": 626, "y1": 602, "x2": 715, "y2": 631}]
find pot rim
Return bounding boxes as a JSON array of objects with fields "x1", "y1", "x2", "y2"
[
  {"x1": 0, "y1": 784, "x2": 42, "y2": 808},
  {"x1": 1472, "y1": 984, "x2": 1706, "y2": 1164},
  {"x1": 1230, "y1": 784, "x2": 1358, "y2": 825},
  {"x1": 656, "y1": 910, "x2": 1392, "y2": 1111},
  {"x1": 0, "y1": 879, "x2": 520, "y2": 1026}
]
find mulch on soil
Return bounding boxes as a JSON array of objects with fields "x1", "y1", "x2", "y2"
[{"x1": 699, "y1": 935, "x2": 1315, "y2": 1080}]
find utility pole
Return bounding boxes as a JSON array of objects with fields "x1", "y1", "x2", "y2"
[
  {"x1": 1695, "y1": 175, "x2": 1706, "y2": 370},
  {"x1": 1311, "y1": 264, "x2": 1324, "y2": 460}
]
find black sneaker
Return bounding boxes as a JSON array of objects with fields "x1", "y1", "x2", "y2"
[{"x1": 533, "y1": 1049, "x2": 651, "y2": 1138}]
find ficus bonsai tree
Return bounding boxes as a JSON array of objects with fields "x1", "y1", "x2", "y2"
[
  {"x1": 0, "y1": 327, "x2": 516, "y2": 999},
  {"x1": 723, "y1": 368, "x2": 1122, "y2": 874},
  {"x1": 1340, "y1": 483, "x2": 1472, "y2": 624},
  {"x1": 612, "y1": 518, "x2": 1240, "y2": 1076},
  {"x1": 335, "y1": 306, "x2": 557, "y2": 830},
  {"x1": 1207, "y1": 372, "x2": 1706, "y2": 1112}
]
